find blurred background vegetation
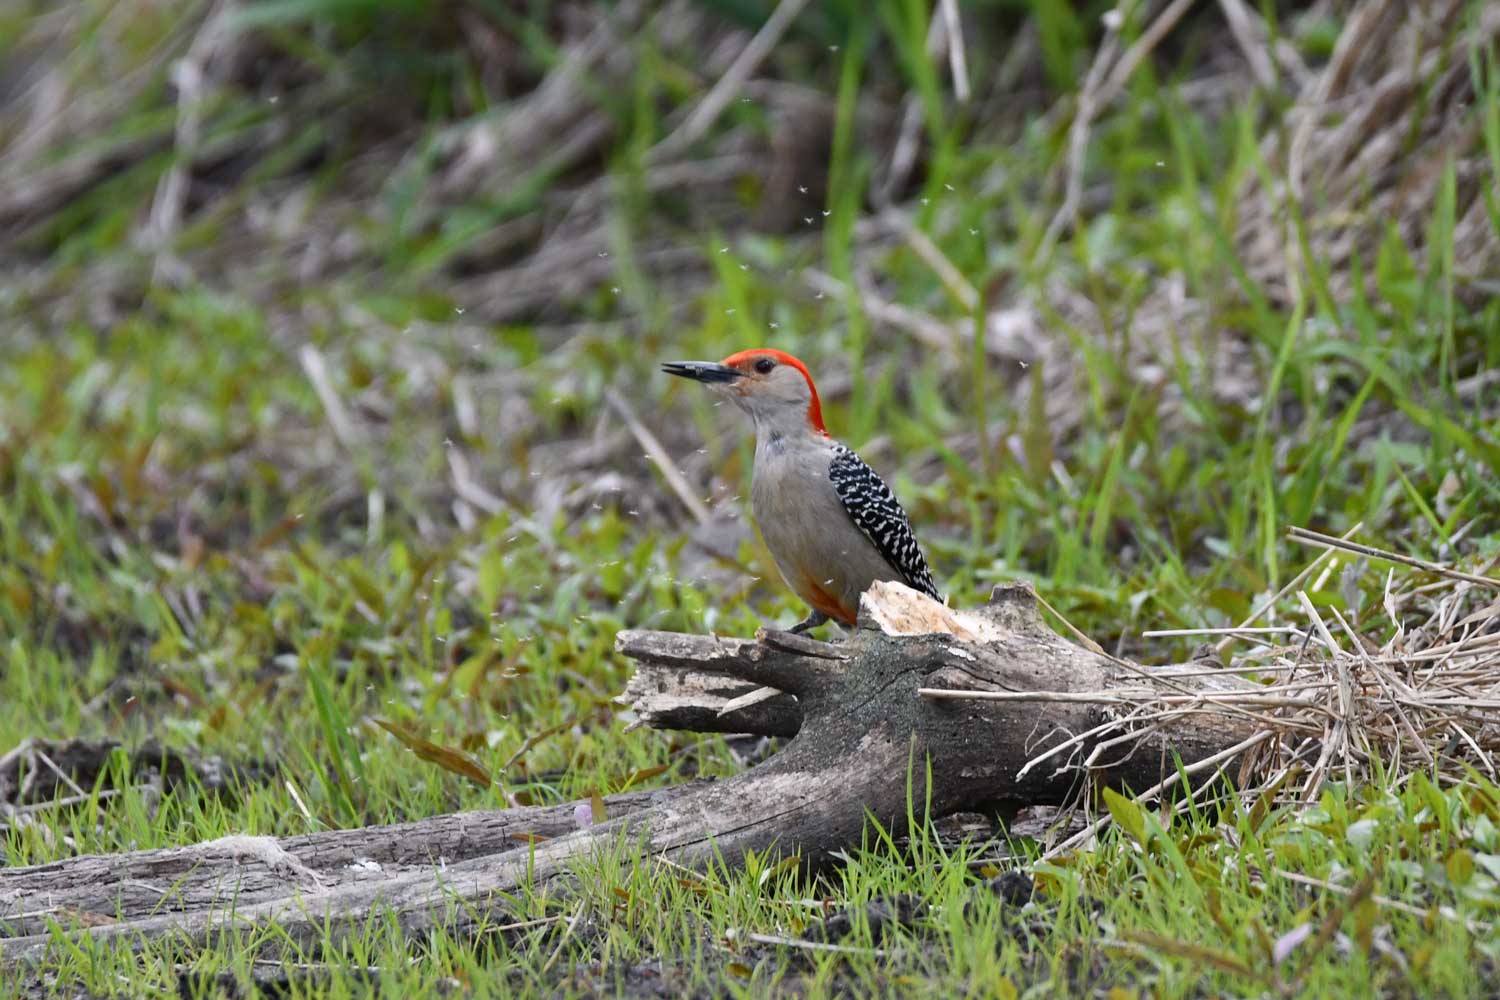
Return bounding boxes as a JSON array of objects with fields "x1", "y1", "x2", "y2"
[{"x1": 2, "y1": 0, "x2": 1499, "y2": 994}]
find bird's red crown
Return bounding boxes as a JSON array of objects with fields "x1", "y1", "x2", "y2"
[{"x1": 720, "y1": 348, "x2": 827, "y2": 435}]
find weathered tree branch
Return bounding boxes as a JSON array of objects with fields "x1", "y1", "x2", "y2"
[
  {"x1": 3, "y1": 582, "x2": 1269, "y2": 967},
  {"x1": 0, "y1": 791, "x2": 661, "y2": 940}
]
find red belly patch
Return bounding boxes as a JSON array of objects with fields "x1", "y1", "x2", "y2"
[{"x1": 795, "y1": 577, "x2": 857, "y2": 625}]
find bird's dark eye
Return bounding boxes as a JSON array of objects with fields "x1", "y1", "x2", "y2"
[{"x1": 754, "y1": 357, "x2": 776, "y2": 374}]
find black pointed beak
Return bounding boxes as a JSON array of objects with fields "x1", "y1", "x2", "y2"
[{"x1": 661, "y1": 360, "x2": 744, "y2": 384}]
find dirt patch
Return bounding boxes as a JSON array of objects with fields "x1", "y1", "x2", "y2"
[{"x1": 0, "y1": 737, "x2": 270, "y2": 809}]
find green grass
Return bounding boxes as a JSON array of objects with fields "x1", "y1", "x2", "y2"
[{"x1": 4, "y1": 0, "x2": 1500, "y2": 995}]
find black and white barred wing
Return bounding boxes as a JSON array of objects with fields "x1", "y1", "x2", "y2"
[{"x1": 827, "y1": 444, "x2": 940, "y2": 600}]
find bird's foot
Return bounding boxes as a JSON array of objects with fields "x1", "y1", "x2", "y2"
[{"x1": 788, "y1": 610, "x2": 830, "y2": 635}]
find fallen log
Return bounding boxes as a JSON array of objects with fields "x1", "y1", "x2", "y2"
[{"x1": 2, "y1": 582, "x2": 1270, "y2": 966}]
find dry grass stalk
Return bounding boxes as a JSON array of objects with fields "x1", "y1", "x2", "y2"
[{"x1": 1237, "y1": 0, "x2": 1500, "y2": 304}]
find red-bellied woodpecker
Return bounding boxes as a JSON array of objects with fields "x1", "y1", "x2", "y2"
[{"x1": 663, "y1": 348, "x2": 940, "y2": 633}]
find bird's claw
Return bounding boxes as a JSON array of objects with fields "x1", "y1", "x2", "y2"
[{"x1": 788, "y1": 610, "x2": 830, "y2": 635}]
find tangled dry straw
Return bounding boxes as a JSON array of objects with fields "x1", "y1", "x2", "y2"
[
  {"x1": 1016, "y1": 527, "x2": 1500, "y2": 855},
  {"x1": 1228, "y1": 532, "x2": 1499, "y2": 787},
  {"x1": 1237, "y1": 0, "x2": 1500, "y2": 305}
]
